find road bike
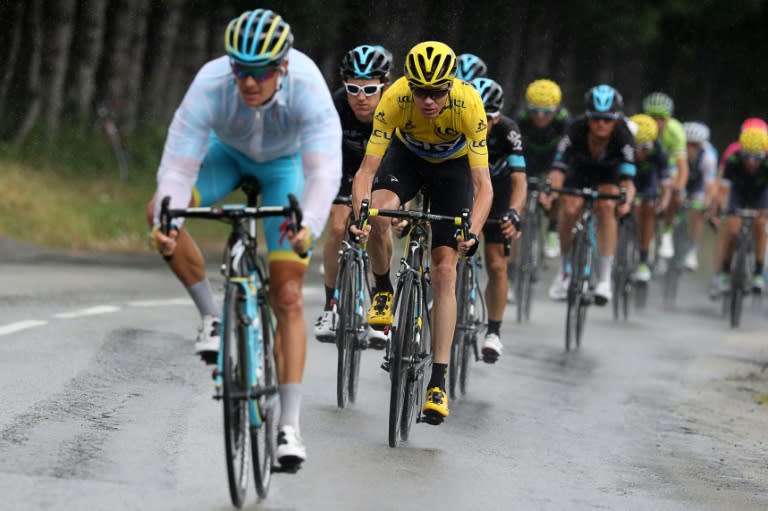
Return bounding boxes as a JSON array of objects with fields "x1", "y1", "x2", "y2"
[
  {"x1": 725, "y1": 208, "x2": 760, "y2": 328},
  {"x1": 358, "y1": 195, "x2": 470, "y2": 447},
  {"x1": 515, "y1": 176, "x2": 544, "y2": 322},
  {"x1": 331, "y1": 196, "x2": 373, "y2": 409},
  {"x1": 662, "y1": 201, "x2": 690, "y2": 307},
  {"x1": 160, "y1": 181, "x2": 305, "y2": 506},
  {"x1": 548, "y1": 185, "x2": 625, "y2": 351}
]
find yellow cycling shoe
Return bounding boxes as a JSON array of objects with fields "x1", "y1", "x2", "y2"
[
  {"x1": 367, "y1": 291, "x2": 394, "y2": 327},
  {"x1": 421, "y1": 386, "x2": 449, "y2": 425}
]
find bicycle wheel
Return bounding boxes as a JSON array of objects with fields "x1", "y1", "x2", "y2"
[
  {"x1": 516, "y1": 223, "x2": 533, "y2": 323},
  {"x1": 730, "y1": 238, "x2": 747, "y2": 328},
  {"x1": 459, "y1": 333, "x2": 473, "y2": 395},
  {"x1": 251, "y1": 287, "x2": 278, "y2": 498},
  {"x1": 348, "y1": 258, "x2": 364, "y2": 404},
  {"x1": 222, "y1": 283, "x2": 249, "y2": 508},
  {"x1": 525, "y1": 212, "x2": 541, "y2": 320},
  {"x1": 612, "y1": 227, "x2": 627, "y2": 321},
  {"x1": 565, "y1": 238, "x2": 585, "y2": 352},
  {"x1": 388, "y1": 276, "x2": 415, "y2": 448},
  {"x1": 449, "y1": 260, "x2": 468, "y2": 399},
  {"x1": 400, "y1": 276, "x2": 426, "y2": 442},
  {"x1": 335, "y1": 256, "x2": 355, "y2": 408}
]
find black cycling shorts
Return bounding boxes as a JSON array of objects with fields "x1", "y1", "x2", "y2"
[{"x1": 372, "y1": 137, "x2": 473, "y2": 249}]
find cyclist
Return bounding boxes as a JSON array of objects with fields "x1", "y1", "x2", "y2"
[
  {"x1": 541, "y1": 84, "x2": 636, "y2": 304},
  {"x1": 470, "y1": 77, "x2": 526, "y2": 362},
  {"x1": 627, "y1": 113, "x2": 671, "y2": 282},
  {"x1": 642, "y1": 92, "x2": 689, "y2": 259},
  {"x1": 350, "y1": 41, "x2": 493, "y2": 423},
  {"x1": 314, "y1": 45, "x2": 392, "y2": 348},
  {"x1": 147, "y1": 9, "x2": 342, "y2": 468},
  {"x1": 516, "y1": 79, "x2": 571, "y2": 261},
  {"x1": 719, "y1": 118, "x2": 767, "y2": 172},
  {"x1": 711, "y1": 128, "x2": 768, "y2": 295},
  {"x1": 682, "y1": 121, "x2": 718, "y2": 271},
  {"x1": 456, "y1": 53, "x2": 488, "y2": 81}
]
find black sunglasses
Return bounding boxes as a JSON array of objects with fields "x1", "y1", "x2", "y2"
[{"x1": 411, "y1": 86, "x2": 451, "y2": 100}]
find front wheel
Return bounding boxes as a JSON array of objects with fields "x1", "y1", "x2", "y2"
[
  {"x1": 252, "y1": 289, "x2": 278, "y2": 498},
  {"x1": 388, "y1": 277, "x2": 414, "y2": 448}
]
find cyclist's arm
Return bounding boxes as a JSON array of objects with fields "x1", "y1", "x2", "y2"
[
  {"x1": 464, "y1": 93, "x2": 492, "y2": 234},
  {"x1": 351, "y1": 153, "x2": 383, "y2": 219},
  {"x1": 504, "y1": 121, "x2": 527, "y2": 212},
  {"x1": 701, "y1": 149, "x2": 719, "y2": 206},
  {"x1": 470, "y1": 166, "x2": 493, "y2": 236}
]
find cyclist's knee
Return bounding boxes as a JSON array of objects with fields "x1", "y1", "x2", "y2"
[
  {"x1": 596, "y1": 199, "x2": 616, "y2": 218},
  {"x1": 270, "y1": 278, "x2": 304, "y2": 314},
  {"x1": 328, "y1": 217, "x2": 347, "y2": 243},
  {"x1": 486, "y1": 254, "x2": 507, "y2": 279},
  {"x1": 369, "y1": 216, "x2": 391, "y2": 238}
]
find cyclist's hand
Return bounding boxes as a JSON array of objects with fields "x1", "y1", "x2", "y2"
[
  {"x1": 539, "y1": 192, "x2": 554, "y2": 210},
  {"x1": 348, "y1": 223, "x2": 371, "y2": 241},
  {"x1": 285, "y1": 226, "x2": 313, "y2": 256},
  {"x1": 617, "y1": 200, "x2": 631, "y2": 218},
  {"x1": 457, "y1": 232, "x2": 480, "y2": 257},
  {"x1": 392, "y1": 218, "x2": 410, "y2": 238},
  {"x1": 501, "y1": 209, "x2": 522, "y2": 240},
  {"x1": 152, "y1": 225, "x2": 178, "y2": 257},
  {"x1": 672, "y1": 188, "x2": 686, "y2": 206}
]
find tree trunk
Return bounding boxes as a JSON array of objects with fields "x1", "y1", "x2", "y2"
[
  {"x1": 0, "y1": 1, "x2": 25, "y2": 123},
  {"x1": 12, "y1": 0, "x2": 44, "y2": 146},
  {"x1": 105, "y1": 0, "x2": 137, "y2": 132},
  {"x1": 74, "y1": 0, "x2": 108, "y2": 127},
  {"x1": 145, "y1": 0, "x2": 184, "y2": 123},
  {"x1": 45, "y1": 0, "x2": 78, "y2": 143},
  {"x1": 123, "y1": 0, "x2": 150, "y2": 136}
]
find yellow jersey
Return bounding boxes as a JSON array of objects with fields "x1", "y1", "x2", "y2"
[{"x1": 365, "y1": 77, "x2": 489, "y2": 168}]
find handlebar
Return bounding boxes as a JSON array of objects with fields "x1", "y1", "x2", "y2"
[{"x1": 544, "y1": 183, "x2": 626, "y2": 203}]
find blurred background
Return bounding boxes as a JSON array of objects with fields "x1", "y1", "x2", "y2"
[{"x1": 0, "y1": 0, "x2": 766, "y2": 249}]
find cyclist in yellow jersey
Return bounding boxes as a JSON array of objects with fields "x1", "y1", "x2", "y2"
[{"x1": 350, "y1": 41, "x2": 493, "y2": 422}]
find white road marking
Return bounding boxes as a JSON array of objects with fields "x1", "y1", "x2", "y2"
[
  {"x1": 0, "y1": 320, "x2": 48, "y2": 336},
  {"x1": 128, "y1": 298, "x2": 193, "y2": 307},
  {"x1": 54, "y1": 305, "x2": 121, "y2": 319}
]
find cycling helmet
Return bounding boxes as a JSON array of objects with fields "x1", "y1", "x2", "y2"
[
  {"x1": 525, "y1": 79, "x2": 562, "y2": 110},
  {"x1": 642, "y1": 92, "x2": 674, "y2": 118},
  {"x1": 470, "y1": 77, "x2": 504, "y2": 114},
  {"x1": 584, "y1": 84, "x2": 623, "y2": 113},
  {"x1": 339, "y1": 45, "x2": 392, "y2": 81},
  {"x1": 404, "y1": 41, "x2": 456, "y2": 89},
  {"x1": 741, "y1": 117, "x2": 768, "y2": 133},
  {"x1": 225, "y1": 9, "x2": 293, "y2": 66},
  {"x1": 629, "y1": 114, "x2": 658, "y2": 145},
  {"x1": 683, "y1": 122, "x2": 710, "y2": 144},
  {"x1": 456, "y1": 53, "x2": 487, "y2": 81},
  {"x1": 738, "y1": 128, "x2": 768, "y2": 154}
]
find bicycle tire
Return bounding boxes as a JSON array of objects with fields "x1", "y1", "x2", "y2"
[
  {"x1": 516, "y1": 224, "x2": 533, "y2": 323},
  {"x1": 252, "y1": 286, "x2": 277, "y2": 498},
  {"x1": 336, "y1": 256, "x2": 355, "y2": 408},
  {"x1": 400, "y1": 276, "x2": 425, "y2": 443},
  {"x1": 565, "y1": 237, "x2": 584, "y2": 351},
  {"x1": 388, "y1": 276, "x2": 414, "y2": 447},
  {"x1": 612, "y1": 228, "x2": 627, "y2": 321},
  {"x1": 730, "y1": 237, "x2": 747, "y2": 328},
  {"x1": 460, "y1": 333, "x2": 473, "y2": 395},
  {"x1": 348, "y1": 258, "x2": 364, "y2": 404},
  {"x1": 525, "y1": 212, "x2": 541, "y2": 321},
  {"x1": 222, "y1": 283, "x2": 249, "y2": 508},
  {"x1": 449, "y1": 260, "x2": 468, "y2": 399}
]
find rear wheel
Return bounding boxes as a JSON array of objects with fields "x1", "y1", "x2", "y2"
[
  {"x1": 730, "y1": 240, "x2": 747, "y2": 328},
  {"x1": 222, "y1": 284, "x2": 249, "y2": 508}
]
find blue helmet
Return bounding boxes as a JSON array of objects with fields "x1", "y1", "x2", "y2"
[
  {"x1": 456, "y1": 53, "x2": 487, "y2": 81},
  {"x1": 339, "y1": 45, "x2": 393, "y2": 81},
  {"x1": 470, "y1": 77, "x2": 504, "y2": 114},
  {"x1": 584, "y1": 84, "x2": 623, "y2": 113}
]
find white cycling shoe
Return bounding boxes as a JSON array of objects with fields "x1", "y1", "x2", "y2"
[
  {"x1": 277, "y1": 425, "x2": 306, "y2": 469},
  {"x1": 195, "y1": 315, "x2": 220, "y2": 363},
  {"x1": 481, "y1": 333, "x2": 503, "y2": 363},
  {"x1": 593, "y1": 281, "x2": 612, "y2": 306}
]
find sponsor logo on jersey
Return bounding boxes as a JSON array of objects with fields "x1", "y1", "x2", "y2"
[
  {"x1": 375, "y1": 111, "x2": 387, "y2": 123},
  {"x1": 435, "y1": 126, "x2": 459, "y2": 138},
  {"x1": 506, "y1": 130, "x2": 523, "y2": 151},
  {"x1": 403, "y1": 133, "x2": 465, "y2": 156},
  {"x1": 621, "y1": 144, "x2": 635, "y2": 163},
  {"x1": 476, "y1": 119, "x2": 487, "y2": 133},
  {"x1": 372, "y1": 129, "x2": 392, "y2": 140},
  {"x1": 398, "y1": 95, "x2": 412, "y2": 104}
]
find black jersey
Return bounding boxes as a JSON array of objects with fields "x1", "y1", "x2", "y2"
[
  {"x1": 515, "y1": 108, "x2": 570, "y2": 175},
  {"x1": 332, "y1": 87, "x2": 373, "y2": 176},
  {"x1": 552, "y1": 116, "x2": 636, "y2": 179},
  {"x1": 487, "y1": 115, "x2": 526, "y2": 177},
  {"x1": 722, "y1": 155, "x2": 768, "y2": 202}
]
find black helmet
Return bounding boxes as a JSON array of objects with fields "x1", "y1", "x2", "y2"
[{"x1": 339, "y1": 45, "x2": 392, "y2": 81}]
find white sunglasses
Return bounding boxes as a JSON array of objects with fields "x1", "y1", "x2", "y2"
[{"x1": 344, "y1": 82, "x2": 385, "y2": 96}]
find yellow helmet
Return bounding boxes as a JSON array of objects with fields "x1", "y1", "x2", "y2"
[
  {"x1": 404, "y1": 41, "x2": 456, "y2": 88},
  {"x1": 629, "y1": 114, "x2": 658, "y2": 145},
  {"x1": 739, "y1": 127, "x2": 768, "y2": 154},
  {"x1": 525, "y1": 79, "x2": 562, "y2": 110}
]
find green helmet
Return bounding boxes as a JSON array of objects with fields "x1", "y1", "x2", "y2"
[{"x1": 642, "y1": 92, "x2": 674, "y2": 118}]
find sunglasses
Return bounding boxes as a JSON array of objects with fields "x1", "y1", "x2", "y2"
[
  {"x1": 410, "y1": 86, "x2": 451, "y2": 100},
  {"x1": 343, "y1": 82, "x2": 386, "y2": 97},
  {"x1": 636, "y1": 142, "x2": 654, "y2": 151},
  {"x1": 231, "y1": 63, "x2": 279, "y2": 82},
  {"x1": 741, "y1": 151, "x2": 766, "y2": 161},
  {"x1": 586, "y1": 111, "x2": 620, "y2": 121},
  {"x1": 528, "y1": 105, "x2": 556, "y2": 115}
]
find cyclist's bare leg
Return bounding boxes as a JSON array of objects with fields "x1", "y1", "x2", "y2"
[
  {"x1": 714, "y1": 216, "x2": 740, "y2": 271},
  {"x1": 638, "y1": 200, "x2": 655, "y2": 254},
  {"x1": 558, "y1": 195, "x2": 584, "y2": 268},
  {"x1": 430, "y1": 246, "x2": 459, "y2": 365},
  {"x1": 596, "y1": 183, "x2": 619, "y2": 258},
  {"x1": 322, "y1": 204, "x2": 351, "y2": 292},
  {"x1": 688, "y1": 209, "x2": 705, "y2": 250},
  {"x1": 484, "y1": 242, "x2": 508, "y2": 322},
  {"x1": 270, "y1": 260, "x2": 308, "y2": 383},
  {"x1": 367, "y1": 189, "x2": 400, "y2": 277},
  {"x1": 753, "y1": 214, "x2": 766, "y2": 265}
]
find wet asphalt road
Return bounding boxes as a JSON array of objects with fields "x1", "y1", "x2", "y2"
[{"x1": 0, "y1": 244, "x2": 767, "y2": 510}]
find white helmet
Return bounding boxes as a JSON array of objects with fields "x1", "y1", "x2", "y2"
[{"x1": 683, "y1": 121, "x2": 710, "y2": 144}]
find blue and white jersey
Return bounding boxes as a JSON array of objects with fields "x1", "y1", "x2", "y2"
[{"x1": 155, "y1": 48, "x2": 342, "y2": 235}]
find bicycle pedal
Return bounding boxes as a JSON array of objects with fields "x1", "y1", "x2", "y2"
[
  {"x1": 272, "y1": 462, "x2": 302, "y2": 474},
  {"x1": 481, "y1": 352, "x2": 499, "y2": 364},
  {"x1": 420, "y1": 411, "x2": 445, "y2": 426},
  {"x1": 199, "y1": 351, "x2": 217, "y2": 366},
  {"x1": 380, "y1": 358, "x2": 391, "y2": 372}
]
